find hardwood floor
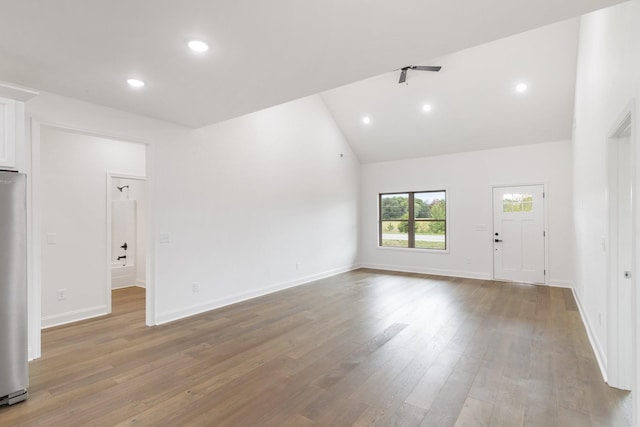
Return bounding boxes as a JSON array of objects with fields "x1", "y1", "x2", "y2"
[{"x1": 0, "y1": 270, "x2": 632, "y2": 426}]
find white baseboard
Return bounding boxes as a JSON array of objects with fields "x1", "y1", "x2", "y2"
[
  {"x1": 112, "y1": 283, "x2": 136, "y2": 290},
  {"x1": 112, "y1": 283, "x2": 146, "y2": 290},
  {"x1": 41, "y1": 305, "x2": 109, "y2": 329},
  {"x1": 135, "y1": 279, "x2": 146, "y2": 288},
  {"x1": 547, "y1": 279, "x2": 574, "y2": 289},
  {"x1": 359, "y1": 263, "x2": 492, "y2": 281},
  {"x1": 155, "y1": 264, "x2": 360, "y2": 325},
  {"x1": 571, "y1": 287, "x2": 608, "y2": 383}
]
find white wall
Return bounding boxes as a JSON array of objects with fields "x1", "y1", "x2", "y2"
[
  {"x1": 153, "y1": 95, "x2": 360, "y2": 323},
  {"x1": 359, "y1": 140, "x2": 574, "y2": 285},
  {"x1": 572, "y1": 1, "x2": 640, "y2": 419},
  {"x1": 40, "y1": 127, "x2": 146, "y2": 327},
  {"x1": 24, "y1": 91, "x2": 187, "y2": 358},
  {"x1": 27, "y1": 91, "x2": 359, "y2": 334}
]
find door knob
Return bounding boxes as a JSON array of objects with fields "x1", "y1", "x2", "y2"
[{"x1": 494, "y1": 239, "x2": 502, "y2": 243}]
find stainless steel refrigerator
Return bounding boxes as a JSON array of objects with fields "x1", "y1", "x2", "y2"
[{"x1": 0, "y1": 170, "x2": 28, "y2": 405}]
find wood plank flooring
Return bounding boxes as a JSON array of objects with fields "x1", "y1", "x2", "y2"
[{"x1": 0, "y1": 269, "x2": 632, "y2": 426}]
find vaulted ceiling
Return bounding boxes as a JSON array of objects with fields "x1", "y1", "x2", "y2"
[
  {"x1": 322, "y1": 18, "x2": 581, "y2": 163},
  {"x1": 0, "y1": 0, "x2": 624, "y2": 133}
]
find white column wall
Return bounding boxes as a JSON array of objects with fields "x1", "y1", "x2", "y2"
[
  {"x1": 572, "y1": 2, "x2": 640, "y2": 420},
  {"x1": 153, "y1": 95, "x2": 360, "y2": 322}
]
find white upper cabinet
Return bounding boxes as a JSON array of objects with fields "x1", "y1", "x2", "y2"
[
  {"x1": 0, "y1": 96, "x2": 17, "y2": 168},
  {"x1": 0, "y1": 83, "x2": 38, "y2": 170}
]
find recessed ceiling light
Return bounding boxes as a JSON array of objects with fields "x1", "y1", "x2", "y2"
[
  {"x1": 422, "y1": 104, "x2": 432, "y2": 113},
  {"x1": 188, "y1": 40, "x2": 209, "y2": 53},
  {"x1": 362, "y1": 116, "x2": 371, "y2": 125},
  {"x1": 516, "y1": 83, "x2": 528, "y2": 93},
  {"x1": 127, "y1": 78, "x2": 145, "y2": 88}
]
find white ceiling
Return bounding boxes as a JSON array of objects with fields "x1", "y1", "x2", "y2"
[
  {"x1": 0, "y1": 0, "x2": 623, "y2": 130},
  {"x1": 322, "y1": 18, "x2": 581, "y2": 163}
]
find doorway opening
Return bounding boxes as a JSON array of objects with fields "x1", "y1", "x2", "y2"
[
  {"x1": 607, "y1": 108, "x2": 634, "y2": 391},
  {"x1": 108, "y1": 174, "x2": 147, "y2": 319},
  {"x1": 34, "y1": 120, "x2": 153, "y2": 352}
]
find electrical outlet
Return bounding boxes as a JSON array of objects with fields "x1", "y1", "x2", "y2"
[
  {"x1": 192, "y1": 282, "x2": 199, "y2": 293},
  {"x1": 56, "y1": 289, "x2": 66, "y2": 301},
  {"x1": 466, "y1": 258, "x2": 472, "y2": 265}
]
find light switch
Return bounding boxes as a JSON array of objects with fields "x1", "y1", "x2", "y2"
[
  {"x1": 47, "y1": 233, "x2": 57, "y2": 245},
  {"x1": 159, "y1": 232, "x2": 171, "y2": 243}
]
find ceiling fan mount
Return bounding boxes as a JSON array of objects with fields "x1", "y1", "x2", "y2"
[{"x1": 398, "y1": 65, "x2": 442, "y2": 84}]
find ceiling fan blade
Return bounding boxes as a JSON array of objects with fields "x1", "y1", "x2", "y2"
[
  {"x1": 410, "y1": 66, "x2": 442, "y2": 72},
  {"x1": 399, "y1": 68, "x2": 408, "y2": 84}
]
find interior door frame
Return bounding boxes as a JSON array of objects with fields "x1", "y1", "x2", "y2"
[
  {"x1": 606, "y1": 101, "x2": 635, "y2": 391},
  {"x1": 491, "y1": 182, "x2": 548, "y2": 284},
  {"x1": 28, "y1": 119, "x2": 156, "y2": 360}
]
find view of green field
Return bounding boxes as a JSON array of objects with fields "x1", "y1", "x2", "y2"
[{"x1": 379, "y1": 192, "x2": 446, "y2": 250}]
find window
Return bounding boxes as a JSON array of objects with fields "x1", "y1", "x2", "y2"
[
  {"x1": 379, "y1": 190, "x2": 447, "y2": 250},
  {"x1": 502, "y1": 193, "x2": 533, "y2": 212}
]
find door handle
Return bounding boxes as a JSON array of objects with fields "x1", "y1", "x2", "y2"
[{"x1": 494, "y1": 239, "x2": 502, "y2": 243}]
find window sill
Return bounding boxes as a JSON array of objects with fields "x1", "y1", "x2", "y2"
[{"x1": 376, "y1": 246, "x2": 449, "y2": 255}]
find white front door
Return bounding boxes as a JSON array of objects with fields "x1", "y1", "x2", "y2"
[{"x1": 493, "y1": 185, "x2": 545, "y2": 283}]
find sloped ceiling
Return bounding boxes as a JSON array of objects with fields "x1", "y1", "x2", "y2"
[
  {"x1": 322, "y1": 18, "x2": 581, "y2": 163},
  {"x1": 0, "y1": 0, "x2": 624, "y2": 129}
]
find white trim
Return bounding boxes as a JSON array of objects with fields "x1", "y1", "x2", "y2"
[
  {"x1": 145, "y1": 143, "x2": 156, "y2": 326},
  {"x1": 28, "y1": 118, "x2": 42, "y2": 360},
  {"x1": 108, "y1": 172, "x2": 147, "y2": 181},
  {"x1": 29, "y1": 119, "x2": 152, "y2": 146},
  {"x1": 0, "y1": 81, "x2": 38, "y2": 102},
  {"x1": 359, "y1": 263, "x2": 492, "y2": 281},
  {"x1": 28, "y1": 120, "x2": 157, "y2": 359},
  {"x1": 0, "y1": 96, "x2": 16, "y2": 168},
  {"x1": 547, "y1": 279, "x2": 574, "y2": 289},
  {"x1": 572, "y1": 286, "x2": 608, "y2": 383},
  {"x1": 41, "y1": 305, "x2": 109, "y2": 329},
  {"x1": 156, "y1": 264, "x2": 359, "y2": 325},
  {"x1": 106, "y1": 175, "x2": 113, "y2": 314},
  {"x1": 360, "y1": 264, "x2": 572, "y2": 288},
  {"x1": 112, "y1": 284, "x2": 145, "y2": 290},
  {"x1": 375, "y1": 246, "x2": 449, "y2": 255},
  {"x1": 606, "y1": 100, "x2": 636, "y2": 391}
]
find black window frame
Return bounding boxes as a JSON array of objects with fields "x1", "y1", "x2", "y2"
[{"x1": 378, "y1": 190, "x2": 447, "y2": 250}]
